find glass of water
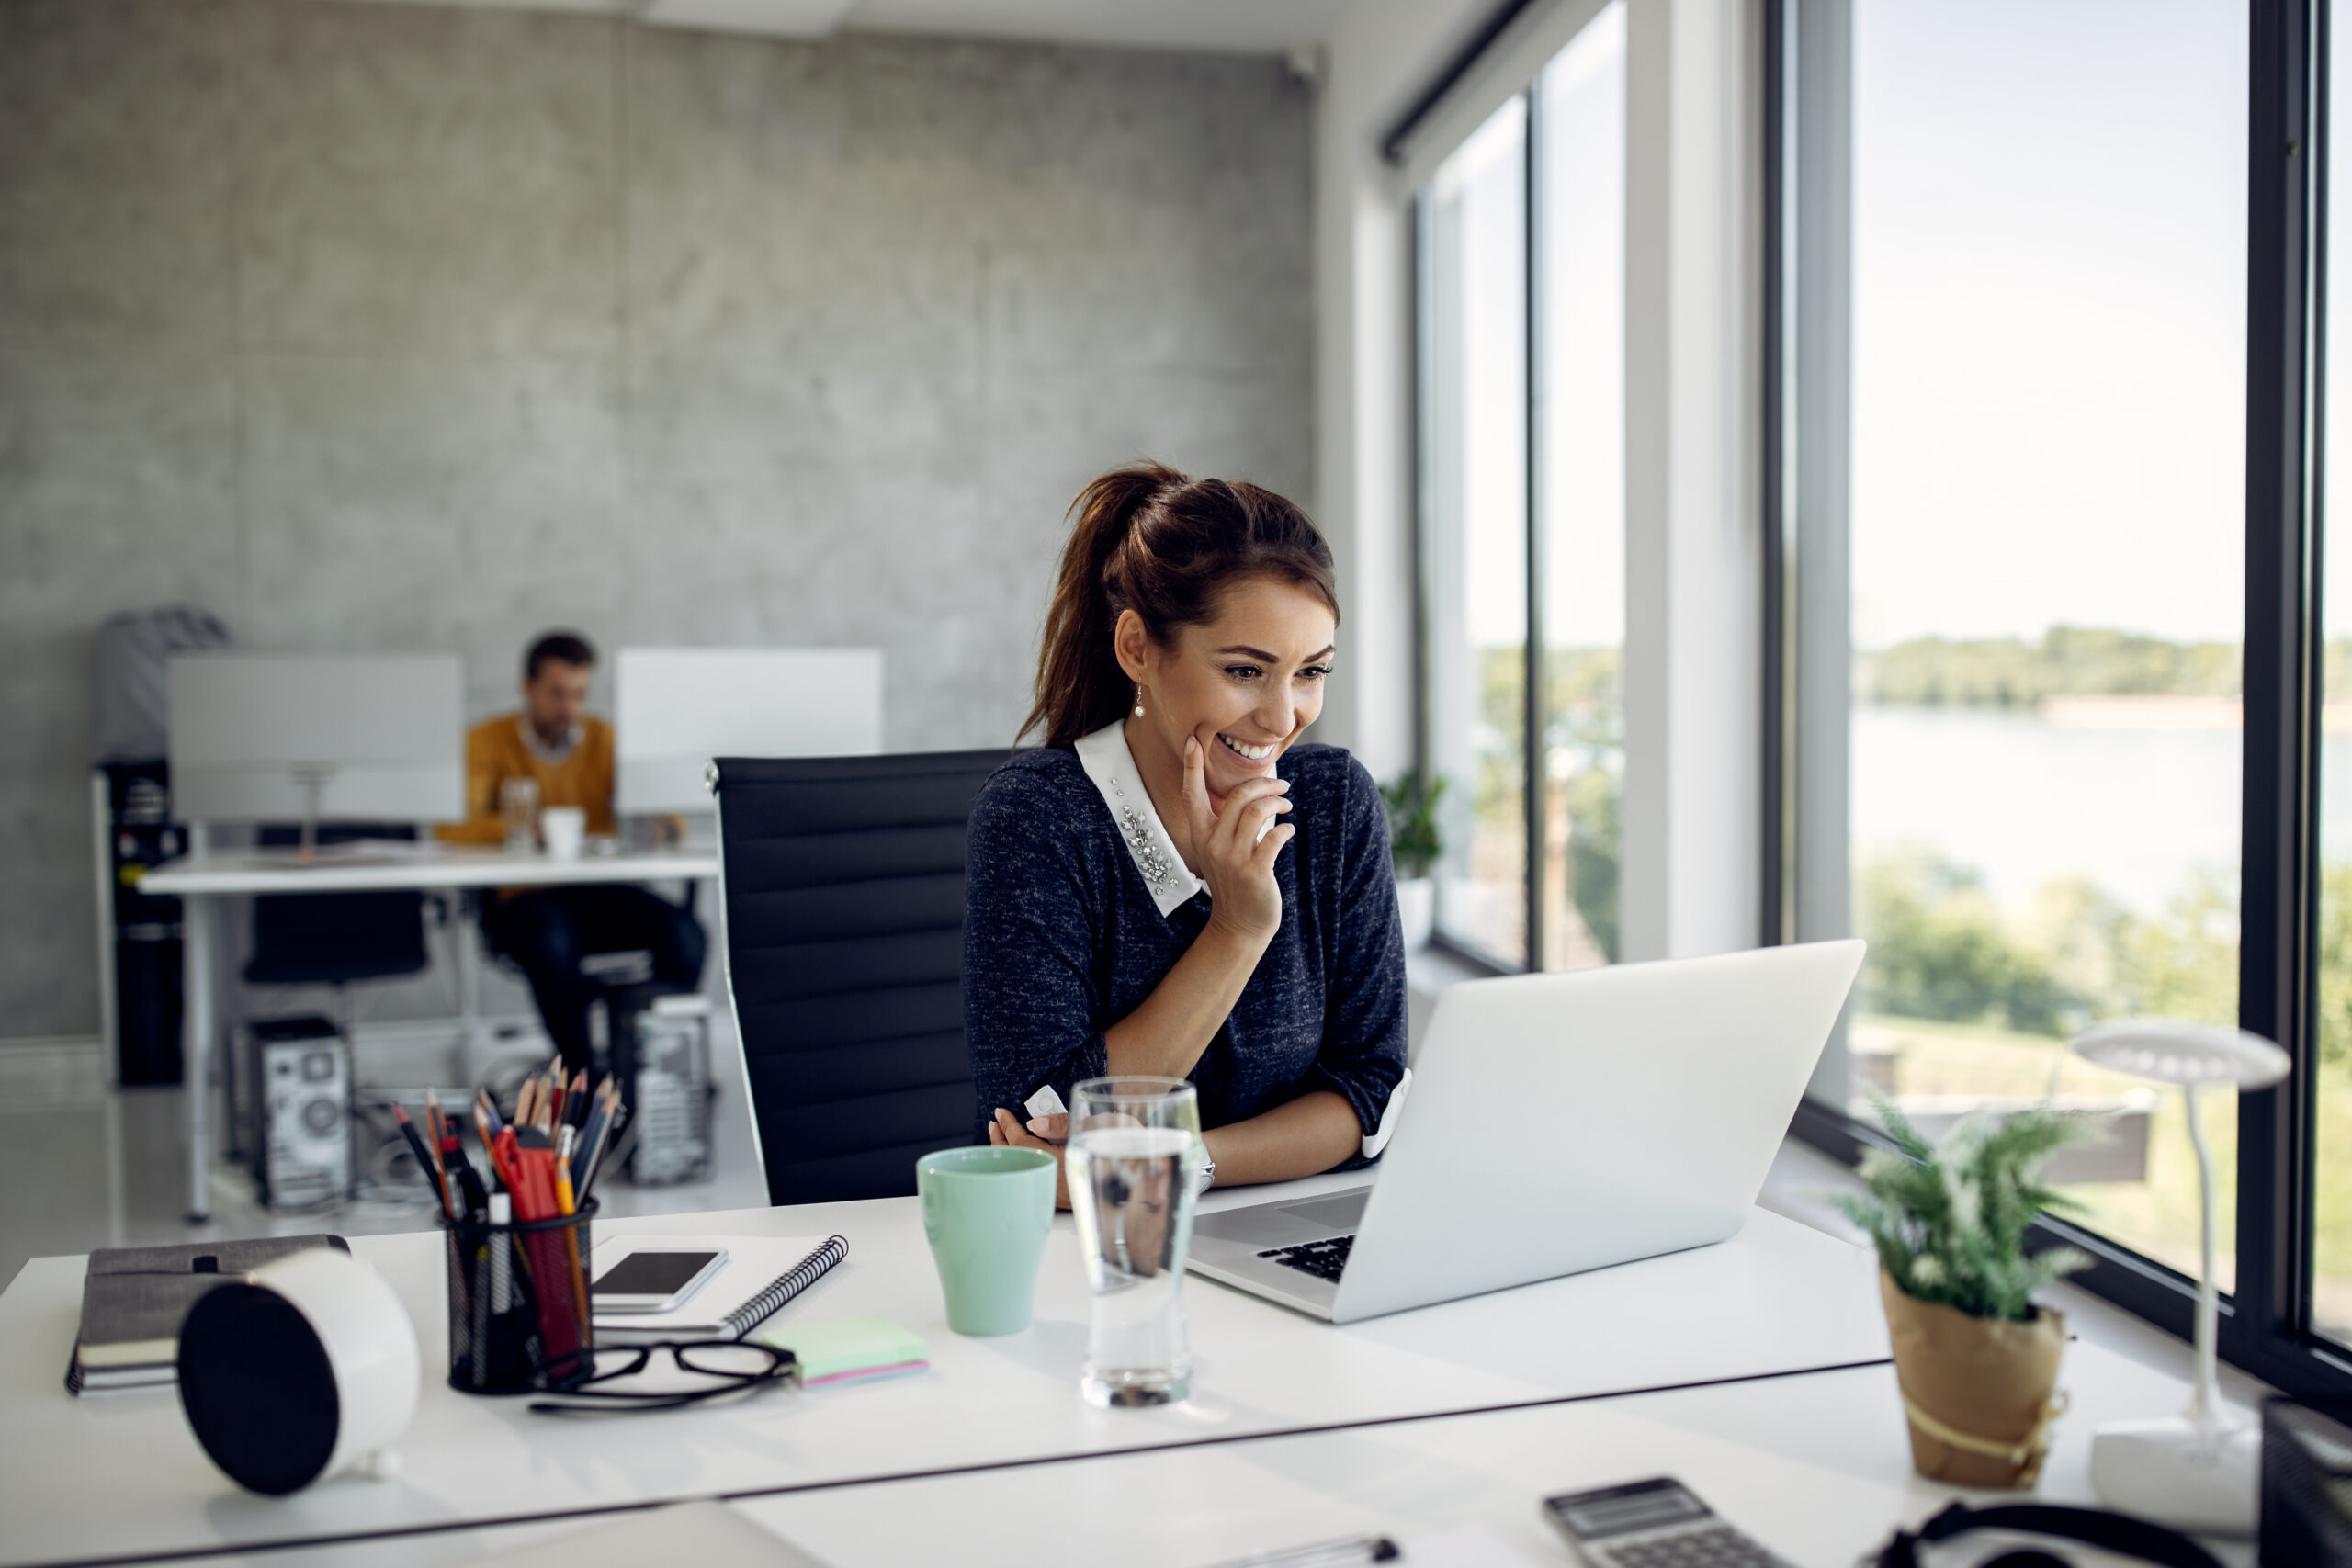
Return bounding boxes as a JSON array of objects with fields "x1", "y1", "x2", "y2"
[{"x1": 1067, "y1": 1076, "x2": 1203, "y2": 1407}]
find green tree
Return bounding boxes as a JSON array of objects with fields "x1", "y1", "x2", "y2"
[
  {"x1": 2117, "y1": 872, "x2": 2238, "y2": 1029},
  {"x1": 2313, "y1": 863, "x2": 2352, "y2": 1066},
  {"x1": 1860, "y1": 626, "x2": 2245, "y2": 706},
  {"x1": 1564, "y1": 764, "x2": 1620, "y2": 962},
  {"x1": 1859, "y1": 852, "x2": 2071, "y2": 1033}
]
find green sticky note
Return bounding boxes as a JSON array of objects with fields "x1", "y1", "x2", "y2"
[{"x1": 755, "y1": 1314, "x2": 930, "y2": 1386}]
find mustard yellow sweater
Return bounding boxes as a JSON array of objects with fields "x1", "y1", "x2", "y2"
[{"x1": 436, "y1": 715, "x2": 617, "y2": 845}]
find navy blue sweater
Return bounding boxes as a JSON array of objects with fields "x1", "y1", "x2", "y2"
[{"x1": 963, "y1": 742, "x2": 1408, "y2": 1153}]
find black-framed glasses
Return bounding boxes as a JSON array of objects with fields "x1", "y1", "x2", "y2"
[{"x1": 527, "y1": 1340, "x2": 799, "y2": 1415}]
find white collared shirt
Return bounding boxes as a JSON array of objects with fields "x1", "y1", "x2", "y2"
[
  {"x1": 1073, "y1": 720, "x2": 1207, "y2": 916},
  {"x1": 517, "y1": 714, "x2": 582, "y2": 766}
]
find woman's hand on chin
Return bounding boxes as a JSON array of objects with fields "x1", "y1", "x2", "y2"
[
  {"x1": 989, "y1": 1107, "x2": 1071, "y2": 1210},
  {"x1": 1182, "y1": 735, "x2": 1293, "y2": 945}
]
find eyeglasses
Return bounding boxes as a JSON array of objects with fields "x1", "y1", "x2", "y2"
[{"x1": 526, "y1": 1340, "x2": 799, "y2": 1415}]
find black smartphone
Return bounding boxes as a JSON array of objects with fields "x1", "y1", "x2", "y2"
[{"x1": 591, "y1": 1248, "x2": 727, "y2": 1313}]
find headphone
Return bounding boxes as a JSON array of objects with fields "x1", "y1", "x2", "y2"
[{"x1": 1871, "y1": 1502, "x2": 2223, "y2": 1568}]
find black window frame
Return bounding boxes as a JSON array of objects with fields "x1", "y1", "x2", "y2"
[{"x1": 1763, "y1": 0, "x2": 2352, "y2": 1402}]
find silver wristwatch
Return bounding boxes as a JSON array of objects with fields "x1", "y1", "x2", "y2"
[{"x1": 1194, "y1": 1157, "x2": 1216, "y2": 1196}]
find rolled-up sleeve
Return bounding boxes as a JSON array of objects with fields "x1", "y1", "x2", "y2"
[
  {"x1": 1302, "y1": 758, "x2": 1409, "y2": 1142},
  {"x1": 963, "y1": 768, "x2": 1111, "y2": 1142}
]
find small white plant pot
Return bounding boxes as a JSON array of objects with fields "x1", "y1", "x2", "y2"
[{"x1": 1395, "y1": 876, "x2": 1434, "y2": 952}]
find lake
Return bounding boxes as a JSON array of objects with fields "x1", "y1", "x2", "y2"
[{"x1": 1853, "y1": 705, "x2": 2352, "y2": 917}]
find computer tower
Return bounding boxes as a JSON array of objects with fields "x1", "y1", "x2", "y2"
[
  {"x1": 97, "y1": 762, "x2": 186, "y2": 1086},
  {"x1": 624, "y1": 995, "x2": 714, "y2": 1187},
  {"x1": 251, "y1": 1016, "x2": 352, "y2": 1209}
]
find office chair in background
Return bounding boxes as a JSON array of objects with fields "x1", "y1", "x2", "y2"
[{"x1": 709, "y1": 750, "x2": 1005, "y2": 1205}]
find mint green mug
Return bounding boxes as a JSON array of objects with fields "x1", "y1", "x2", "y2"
[{"x1": 915, "y1": 1145, "x2": 1057, "y2": 1336}]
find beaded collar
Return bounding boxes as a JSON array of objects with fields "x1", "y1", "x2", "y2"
[{"x1": 1071, "y1": 720, "x2": 1227, "y2": 917}]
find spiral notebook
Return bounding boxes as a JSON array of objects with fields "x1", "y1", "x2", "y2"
[{"x1": 590, "y1": 1235, "x2": 848, "y2": 1345}]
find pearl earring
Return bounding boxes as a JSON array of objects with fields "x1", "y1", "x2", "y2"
[{"x1": 1133, "y1": 683, "x2": 1146, "y2": 719}]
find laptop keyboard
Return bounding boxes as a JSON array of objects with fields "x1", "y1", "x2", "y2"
[{"x1": 1258, "y1": 1235, "x2": 1354, "y2": 1282}]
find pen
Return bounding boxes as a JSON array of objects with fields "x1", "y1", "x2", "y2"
[
  {"x1": 1211, "y1": 1539, "x2": 1399, "y2": 1568},
  {"x1": 426, "y1": 1088, "x2": 455, "y2": 1190},
  {"x1": 437, "y1": 1125, "x2": 467, "y2": 1217},
  {"x1": 391, "y1": 1104, "x2": 449, "y2": 1217},
  {"x1": 576, "y1": 1079, "x2": 622, "y2": 1202}
]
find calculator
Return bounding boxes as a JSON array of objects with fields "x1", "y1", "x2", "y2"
[{"x1": 1542, "y1": 1477, "x2": 1792, "y2": 1568}]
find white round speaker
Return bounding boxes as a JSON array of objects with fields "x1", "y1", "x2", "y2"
[{"x1": 177, "y1": 1248, "x2": 421, "y2": 1495}]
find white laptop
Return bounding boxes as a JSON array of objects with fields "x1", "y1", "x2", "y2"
[{"x1": 1186, "y1": 940, "x2": 1866, "y2": 1323}]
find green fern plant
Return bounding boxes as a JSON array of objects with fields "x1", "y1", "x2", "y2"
[{"x1": 1835, "y1": 1096, "x2": 2100, "y2": 1322}]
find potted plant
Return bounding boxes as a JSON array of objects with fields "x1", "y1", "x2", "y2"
[
  {"x1": 1836, "y1": 1100, "x2": 2096, "y2": 1489},
  {"x1": 1379, "y1": 773, "x2": 1445, "y2": 951}
]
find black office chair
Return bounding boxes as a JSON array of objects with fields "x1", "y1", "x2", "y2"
[
  {"x1": 470, "y1": 883, "x2": 707, "y2": 1071},
  {"x1": 244, "y1": 823, "x2": 431, "y2": 989},
  {"x1": 709, "y1": 750, "x2": 1007, "y2": 1205}
]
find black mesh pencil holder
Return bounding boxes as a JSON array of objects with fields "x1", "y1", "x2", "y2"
[{"x1": 442, "y1": 1199, "x2": 598, "y2": 1395}]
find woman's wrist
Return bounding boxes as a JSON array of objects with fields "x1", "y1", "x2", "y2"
[{"x1": 1202, "y1": 906, "x2": 1279, "y2": 955}]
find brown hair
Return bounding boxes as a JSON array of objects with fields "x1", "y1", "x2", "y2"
[
  {"x1": 1021, "y1": 462, "x2": 1340, "y2": 748},
  {"x1": 525, "y1": 629, "x2": 595, "y2": 679}
]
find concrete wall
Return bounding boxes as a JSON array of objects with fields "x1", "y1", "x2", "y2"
[{"x1": 0, "y1": 0, "x2": 1312, "y2": 1041}]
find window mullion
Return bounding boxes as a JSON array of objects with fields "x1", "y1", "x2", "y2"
[
  {"x1": 1524, "y1": 83, "x2": 1549, "y2": 972},
  {"x1": 2238, "y1": 0, "x2": 2319, "y2": 1359}
]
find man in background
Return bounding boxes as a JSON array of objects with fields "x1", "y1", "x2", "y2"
[{"x1": 441, "y1": 631, "x2": 706, "y2": 1072}]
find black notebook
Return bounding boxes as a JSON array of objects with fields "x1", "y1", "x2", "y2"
[{"x1": 65, "y1": 1235, "x2": 347, "y2": 1396}]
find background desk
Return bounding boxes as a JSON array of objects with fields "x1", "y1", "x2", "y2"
[
  {"x1": 0, "y1": 1185, "x2": 1893, "y2": 1568},
  {"x1": 139, "y1": 846, "x2": 722, "y2": 1222}
]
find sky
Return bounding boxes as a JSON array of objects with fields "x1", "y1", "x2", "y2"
[
  {"x1": 1850, "y1": 0, "x2": 2250, "y2": 649},
  {"x1": 1438, "y1": 6, "x2": 1625, "y2": 654},
  {"x1": 1442, "y1": 0, "x2": 2294, "y2": 657}
]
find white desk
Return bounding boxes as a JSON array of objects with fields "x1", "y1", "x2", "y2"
[
  {"x1": 49, "y1": 1346, "x2": 2254, "y2": 1568},
  {"x1": 0, "y1": 1187, "x2": 1892, "y2": 1568},
  {"x1": 139, "y1": 846, "x2": 722, "y2": 1222},
  {"x1": 736, "y1": 1342, "x2": 2254, "y2": 1568}
]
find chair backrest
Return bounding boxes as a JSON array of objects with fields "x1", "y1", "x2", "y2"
[
  {"x1": 246, "y1": 824, "x2": 427, "y2": 986},
  {"x1": 710, "y1": 750, "x2": 1007, "y2": 1205}
]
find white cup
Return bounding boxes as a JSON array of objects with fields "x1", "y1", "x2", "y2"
[{"x1": 540, "y1": 806, "x2": 586, "y2": 861}]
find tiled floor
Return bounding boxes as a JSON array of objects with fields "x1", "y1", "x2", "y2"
[{"x1": 0, "y1": 1013, "x2": 768, "y2": 1292}]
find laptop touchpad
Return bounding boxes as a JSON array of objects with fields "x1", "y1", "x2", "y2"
[
  {"x1": 1278, "y1": 1190, "x2": 1369, "y2": 1233},
  {"x1": 1194, "y1": 1187, "x2": 1370, "y2": 1245}
]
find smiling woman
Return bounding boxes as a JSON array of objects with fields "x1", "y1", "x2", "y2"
[{"x1": 964, "y1": 463, "x2": 1410, "y2": 1208}]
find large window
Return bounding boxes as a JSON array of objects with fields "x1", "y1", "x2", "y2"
[
  {"x1": 2316, "y1": 0, "x2": 2352, "y2": 1352},
  {"x1": 1420, "y1": 4, "x2": 1626, "y2": 973},
  {"x1": 1778, "y1": 0, "x2": 2352, "y2": 1399}
]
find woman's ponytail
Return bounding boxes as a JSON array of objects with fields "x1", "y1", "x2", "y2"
[
  {"x1": 1020, "y1": 460, "x2": 1339, "y2": 749},
  {"x1": 1021, "y1": 463, "x2": 1182, "y2": 748}
]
